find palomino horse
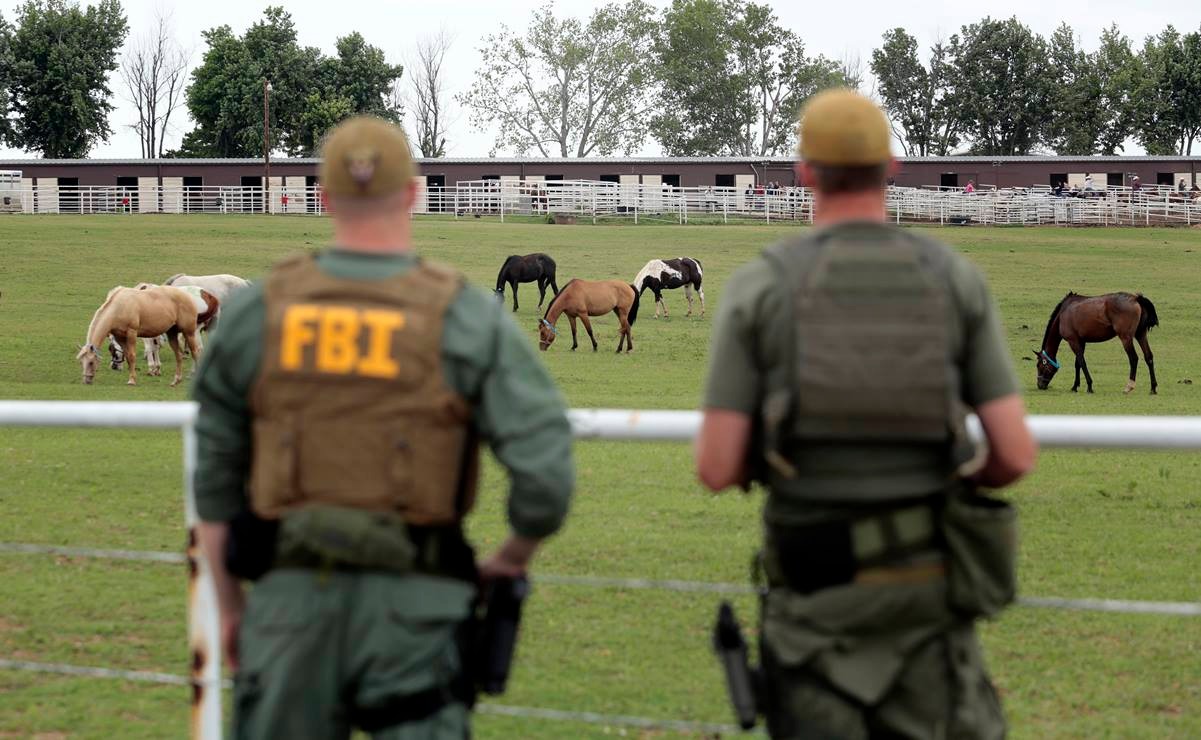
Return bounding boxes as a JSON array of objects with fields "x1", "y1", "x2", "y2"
[
  {"x1": 109, "y1": 284, "x2": 220, "y2": 376},
  {"x1": 538, "y1": 279, "x2": 640, "y2": 353},
  {"x1": 495, "y1": 253, "x2": 560, "y2": 312},
  {"x1": 80, "y1": 285, "x2": 203, "y2": 386},
  {"x1": 1036, "y1": 291, "x2": 1159, "y2": 394},
  {"x1": 107, "y1": 272, "x2": 247, "y2": 372},
  {"x1": 633, "y1": 257, "x2": 705, "y2": 318}
]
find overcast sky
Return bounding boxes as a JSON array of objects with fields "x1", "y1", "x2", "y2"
[{"x1": 1, "y1": 0, "x2": 1199, "y2": 159}]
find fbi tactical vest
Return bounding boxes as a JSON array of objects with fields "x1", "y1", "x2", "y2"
[
  {"x1": 759, "y1": 224, "x2": 975, "y2": 503},
  {"x1": 250, "y1": 254, "x2": 478, "y2": 525}
]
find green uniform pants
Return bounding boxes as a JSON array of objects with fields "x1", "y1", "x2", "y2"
[
  {"x1": 760, "y1": 622, "x2": 1005, "y2": 740},
  {"x1": 233, "y1": 569, "x2": 475, "y2": 740}
]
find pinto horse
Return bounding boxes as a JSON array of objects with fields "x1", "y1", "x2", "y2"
[
  {"x1": 633, "y1": 257, "x2": 705, "y2": 318},
  {"x1": 1035, "y1": 291, "x2": 1159, "y2": 394},
  {"x1": 495, "y1": 253, "x2": 560, "y2": 312},
  {"x1": 538, "y1": 279, "x2": 640, "y2": 353}
]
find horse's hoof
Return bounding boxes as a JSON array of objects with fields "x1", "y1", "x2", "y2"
[
  {"x1": 1124, "y1": 380, "x2": 1136, "y2": 394},
  {"x1": 1087, "y1": 388, "x2": 1094, "y2": 394},
  {"x1": 1150, "y1": 389, "x2": 1158, "y2": 395},
  {"x1": 1071, "y1": 388, "x2": 1078, "y2": 393},
  {"x1": 127, "y1": 380, "x2": 136, "y2": 386}
]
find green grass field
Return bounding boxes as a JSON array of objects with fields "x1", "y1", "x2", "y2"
[{"x1": 1, "y1": 215, "x2": 1200, "y2": 739}]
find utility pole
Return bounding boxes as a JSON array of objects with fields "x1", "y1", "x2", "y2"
[{"x1": 263, "y1": 79, "x2": 273, "y2": 214}]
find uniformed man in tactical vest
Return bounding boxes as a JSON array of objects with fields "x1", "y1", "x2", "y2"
[
  {"x1": 193, "y1": 116, "x2": 574, "y2": 738},
  {"x1": 696, "y1": 90, "x2": 1038, "y2": 738}
]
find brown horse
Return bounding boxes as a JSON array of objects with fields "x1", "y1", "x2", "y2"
[
  {"x1": 538, "y1": 279, "x2": 640, "y2": 353},
  {"x1": 78, "y1": 286, "x2": 203, "y2": 386},
  {"x1": 1035, "y1": 291, "x2": 1159, "y2": 394}
]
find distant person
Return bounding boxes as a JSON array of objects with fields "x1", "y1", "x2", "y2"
[
  {"x1": 1179, "y1": 179, "x2": 1188, "y2": 192},
  {"x1": 963, "y1": 179, "x2": 975, "y2": 194},
  {"x1": 1083, "y1": 175, "x2": 1094, "y2": 191},
  {"x1": 1131, "y1": 175, "x2": 1141, "y2": 192}
]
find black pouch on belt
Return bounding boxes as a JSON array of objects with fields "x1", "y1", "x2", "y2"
[
  {"x1": 941, "y1": 490, "x2": 1018, "y2": 618},
  {"x1": 225, "y1": 508, "x2": 279, "y2": 581}
]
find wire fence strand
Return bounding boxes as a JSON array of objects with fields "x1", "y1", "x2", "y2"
[{"x1": 3, "y1": 542, "x2": 1199, "y2": 616}]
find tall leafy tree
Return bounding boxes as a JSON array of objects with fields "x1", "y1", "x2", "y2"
[
  {"x1": 0, "y1": 12, "x2": 13, "y2": 145},
  {"x1": 947, "y1": 17, "x2": 1054, "y2": 155},
  {"x1": 1092, "y1": 25, "x2": 1140, "y2": 154},
  {"x1": 1046, "y1": 24, "x2": 1103, "y2": 155},
  {"x1": 1134, "y1": 26, "x2": 1201, "y2": 155},
  {"x1": 870, "y1": 29, "x2": 960, "y2": 155},
  {"x1": 460, "y1": 1, "x2": 656, "y2": 156},
  {"x1": 653, "y1": 0, "x2": 847, "y2": 156},
  {"x1": 179, "y1": 7, "x2": 401, "y2": 157},
  {"x1": 7, "y1": 0, "x2": 128, "y2": 157},
  {"x1": 651, "y1": 0, "x2": 746, "y2": 156}
]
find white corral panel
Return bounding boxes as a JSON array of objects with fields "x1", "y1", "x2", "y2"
[
  {"x1": 36, "y1": 178, "x2": 58, "y2": 213},
  {"x1": 138, "y1": 177, "x2": 159, "y2": 213},
  {"x1": 162, "y1": 176, "x2": 184, "y2": 213}
]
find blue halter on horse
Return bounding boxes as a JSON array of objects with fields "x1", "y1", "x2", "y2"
[
  {"x1": 1040, "y1": 350, "x2": 1060, "y2": 369},
  {"x1": 539, "y1": 318, "x2": 557, "y2": 335}
]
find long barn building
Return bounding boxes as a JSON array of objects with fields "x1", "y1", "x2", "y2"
[{"x1": 1, "y1": 155, "x2": 1198, "y2": 194}]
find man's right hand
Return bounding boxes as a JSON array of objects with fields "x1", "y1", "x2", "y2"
[{"x1": 478, "y1": 535, "x2": 540, "y2": 582}]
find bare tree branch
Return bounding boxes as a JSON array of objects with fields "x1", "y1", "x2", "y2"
[
  {"x1": 406, "y1": 29, "x2": 454, "y2": 157},
  {"x1": 120, "y1": 11, "x2": 189, "y2": 158}
]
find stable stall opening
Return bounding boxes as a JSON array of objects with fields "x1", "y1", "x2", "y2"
[
  {"x1": 425, "y1": 175, "x2": 446, "y2": 212},
  {"x1": 116, "y1": 176, "x2": 138, "y2": 211},
  {"x1": 715, "y1": 174, "x2": 735, "y2": 188},
  {"x1": 183, "y1": 177, "x2": 203, "y2": 213},
  {"x1": 661, "y1": 174, "x2": 681, "y2": 188},
  {"x1": 940, "y1": 173, "x2": 958, "y2": 189}
]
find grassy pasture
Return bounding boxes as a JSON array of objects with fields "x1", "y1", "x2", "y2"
[{"x1": 1, "y1": 215, "x2": 1200, "y2": 738}]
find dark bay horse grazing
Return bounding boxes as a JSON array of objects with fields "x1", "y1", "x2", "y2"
[
  {"x1": 495, "y1": 253, "x2": 559, "y2": 312},
  {"x1": 538, "y1": 279, "x2": 640, "y2": 353},
  {"x1": 1036, "y1": 291, "x2": 1159, "y2": 394},
  {"x1": 633, "y1": 257, "x2": 705, "y2": 318}
]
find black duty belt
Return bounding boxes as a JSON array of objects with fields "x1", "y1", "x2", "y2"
[{"x1": 769, "y1": 503, "x2": 943, "y2": 595}]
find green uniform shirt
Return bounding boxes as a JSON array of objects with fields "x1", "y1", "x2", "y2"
[
  {"x1": 192, "y1": 249, "x2": 574, "y2": 540},
  {"x1": 703, "y1": 222, "x2": 1018, "y2": 523}
]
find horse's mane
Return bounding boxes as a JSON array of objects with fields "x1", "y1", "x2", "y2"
[
  {"x1": 81, "y1": 286, "x2": 127, "y2": 353},
  {"x1": 542, "y1": 279, "x2": 578, "y2": 319},
  {"x1": 1041, "y1": 291, "x2": 1079, "y2": 347}
]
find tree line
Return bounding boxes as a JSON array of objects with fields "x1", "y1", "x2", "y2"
[{"x1": 0, "y1": 1, "x2": 1199, "y2": 159}]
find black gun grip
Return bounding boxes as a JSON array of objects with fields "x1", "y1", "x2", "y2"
[{"x1": 714, "y1": 601, "x2": 758, "y2": 730}]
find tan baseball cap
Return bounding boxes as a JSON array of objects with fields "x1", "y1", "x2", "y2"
[
  {"x1": 798, "y1": 89, "x2": 892, "y2": 166},
  {"x1": 318, "y1": 116, "x2": 416, "y2": 199}
]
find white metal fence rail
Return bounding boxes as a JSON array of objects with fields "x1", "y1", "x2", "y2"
[
  {"x1": 3, "y1": 401, "x2": 1201, "y2": 739},
  {"x1": 4, "y1": 181, "x2": 1200, "y2": 225}
]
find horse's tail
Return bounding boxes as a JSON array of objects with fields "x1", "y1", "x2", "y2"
[
  {"x1": 1136, "y1": 295, "x2": 1159, "y2": 336},
  {"x1": 163, "y1": 273, "x2": 185, "y2": 286},
  {"x1": 626, "y1": 283, "x2": 641, "y2": 326}
]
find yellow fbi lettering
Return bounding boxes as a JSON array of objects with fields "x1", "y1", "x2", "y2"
[{"x1": 280, "y1": 304, "x2": 406, "y2": 378}]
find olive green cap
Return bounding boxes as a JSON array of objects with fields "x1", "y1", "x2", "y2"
[
  {"x1": 798, "y1": 89, "x2": 892, "y2": 166},
  {"x1": 318, "y1": 116, "x2": 416, "y2": 199}
]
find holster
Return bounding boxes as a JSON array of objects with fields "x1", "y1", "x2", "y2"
[
  {"x1": 713, "y1": 601, "x2": 761, "y2": 730},
  {"x1": 225, "y1": 507, "x2": 279, "y2": 581},
  {"x1": 465, "y1": 576, "x2": 530, "y2": 697}
]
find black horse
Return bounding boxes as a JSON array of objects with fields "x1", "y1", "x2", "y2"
[
  {"x1": 495, "y1": 253, "x2": 560, "y2": 312},
  {"x1": 632, "y1": 257, "x2": 705, "y2": 318}
]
